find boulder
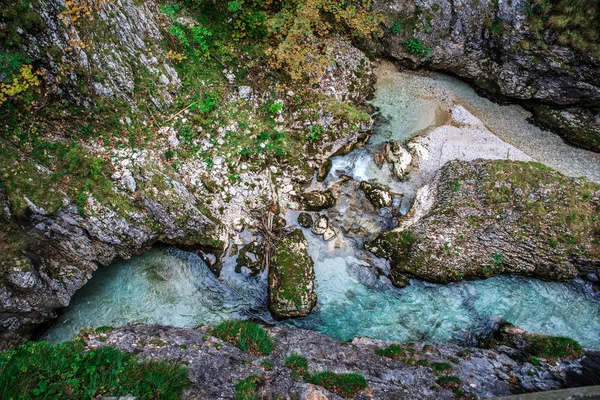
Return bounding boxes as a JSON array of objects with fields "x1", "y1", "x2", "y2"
[
  {"x1": 384, "y1": 141, "x2": 412, "y2": 180},
  {"x1": 312, "y1": 215, "x2": 329, "y2": 236},
  {"x1": 301, "y1": 190, "x2": 336, "y2": 211},
  {"x1": 359, "y1": 181, "x2": 393, "y2": 209},
  {"x1": 366, "y1": 159, "x2": 600, "y2": 287},
  {"x1": 268, "y1": 229, "x2": 317, "y2": 319},
  {"x1": 297, "y1": 213, "x2": 314, "y2": 228}
]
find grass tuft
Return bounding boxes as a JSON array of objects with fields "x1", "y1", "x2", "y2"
[
  {"x1": 0, "y1": 340, "x2": 189, "y2": 399},
  {"x1": 309, "y1": 371, "x2": 368, "y2": 398},
  {"x1": 527, "y1": 335, "x2": 584, "y2": 362},
  {"x1": 212, "y1": 320, "x2": 274, "y2": 356},
  {"x1": 234, "y1": 375, "x2": 263, "y2": 400}
]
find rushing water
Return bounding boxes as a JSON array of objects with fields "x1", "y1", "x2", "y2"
[{"x1": 44, "y1": 64, "x2": 600, "y2": 348}]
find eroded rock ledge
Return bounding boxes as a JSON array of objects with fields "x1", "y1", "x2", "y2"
[
  {"x1": 367, "y1": 159, "x2": 600, "y2": 287},
  {"x1": 83, "y1": 323, "x2": 594, "y2": 399}
]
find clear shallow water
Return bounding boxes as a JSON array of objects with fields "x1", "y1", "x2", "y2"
[{"x1": 45, "y1": 65, "x2": 600, "y2": 348}]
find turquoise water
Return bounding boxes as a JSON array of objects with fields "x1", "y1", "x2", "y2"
[
  {"x1": 43, "y1": 244, "x2": 600, "y2": 348},
  {"x1": 44, "y1": 66, "x2": 600, "y2": 348}
]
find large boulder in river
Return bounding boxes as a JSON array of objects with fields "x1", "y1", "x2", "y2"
[
  {"x1": 300, "y1": 189, "x2": 336, "y2": 211},
  {"x1": 366, "y1": 159, "x2": 600, "y2": 287},
  {"x1": 268, "y1": 229, "x2": 317, "y2": 319}
]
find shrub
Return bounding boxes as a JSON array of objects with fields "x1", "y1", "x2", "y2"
[
  {"x1": 310, "y1": 371, "x2": 368, "y2": 398},
  {"x1": 0, "y1": 340, "x2": 189, "y2": 399},
  {"x1": 234, "y1": 375, "x2": 263, "y2": 400},
  {"x1": 527, "y1": 335, "x2": 584, "y2": 362},
  {"x1": 211, "y1": 320, "x2": 274, "y2": 355}
]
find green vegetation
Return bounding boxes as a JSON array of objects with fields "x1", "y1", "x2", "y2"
[
  {"x1": 525, "y1": 0, "x2": 600, "y2": 58},
  {"x1": 234, "y1": 375, "x2": 263, "y2": 400},
  {"x1": 527, "y1": 335, "x2": 584, "y2": 362},
  {"x1": 436, "y1": 376, "x2": 463, "y2": 396},
  {"x1": 211, "y1": 320, "x2": 274, "y2": 356},
  {"x1": 375, "y1": 344, "x2": 430, "y2": 366},
  {"x1": 403, "y1": 37, "x2": 431, "y2": 57},
  {"x1": 431, "y1": 361, "x2": 453, "y2": 375},
  {"x1": 285, "y1": 353, "x2": 309, "y2": 379},
  {"x1": 0, "y1": 340, "x2": 189, "y2": 399},
  {"x1": 309, "y1": 371, "x2": 368, "y2": 398}
]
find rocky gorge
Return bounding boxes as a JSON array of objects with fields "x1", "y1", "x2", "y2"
[{"x1": 1, "y1": 0, "x2": 600, "y2": 398}]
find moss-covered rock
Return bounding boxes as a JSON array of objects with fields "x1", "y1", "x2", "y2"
[
  {"x1": 301, "y1": 189, "x2": 336, "y2": 211},
  {"x1": 268, "y1": 229, "x2": 317, "y2": 319},
  {"x1": 297, "y1": 213, "x2": 314, "y2": 228},
  {"x1": 359, "y1": 181, "x2": 393, "y2": 209},
  {"x1": 366, "y1": 159, "x2": 600, "y2": 286}
]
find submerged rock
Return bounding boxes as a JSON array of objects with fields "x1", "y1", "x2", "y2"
[
  {"x1": 301, "y1": 189, "x2": 336, "y2": 211},
  {"x1": 366, "y1": 159, "x2": 600, "y2": 287},
  {"x1": 235, "y1": 241, "x2": 265, "y2": 276},
  {"x1": 268, "y1": 229, "x2": 317, "y2": 319},
  {"x1": 297, "y1": 212, "x2": 314, "y2": 228},
  {"x1": 359, "y1": 181, "x2": 393, "y2": 209}
]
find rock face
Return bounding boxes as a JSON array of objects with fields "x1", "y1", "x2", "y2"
[
  {"x1": 301, "y1": 190, "x2": 337, "y2": 211},
  {"x1": 372, "y1": 0, "x2": 600, "y2": 152},
  {"x1": 0, "y1": 180, "x2": 226, "y2": 349},
  {"x1": 366, "y1": 159, "x2": 600, "y2": 287},
  {"x1": 2, "y1": 0, "x2": 180, "y2": 108},
  {"x1": 268, "y1": 229, "x2": 317, "y2": 319},
  {"x1": 297, "y1": 213, "x2": 314, "y2": 228},
  {"x1": 84, "y1": 323, "x2": 593, "y2": 399}
]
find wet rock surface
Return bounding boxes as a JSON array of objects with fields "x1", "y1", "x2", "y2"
[
  {"x1": 301, "y1": 190, "x2": 337, "y2": 211},
  {"x1": 84, "y1": 323, "x2": 593, "y2": 399},
  {"x1": 367, "y1": 159, "x2": 600, "y2": 287},
  {"x1": 297, "y1": 213, "x2": 314, "y2": 229},
  {"x1": 359, "y1": 181, "x2": 393, "y2": 209},
  {"x1": 268, "y1": 229, "x2": 317, "y2": 319}
]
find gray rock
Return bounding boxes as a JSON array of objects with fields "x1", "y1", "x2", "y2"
[
  {"x1": 87, "y1": 323, "x2": 589, "y2": 400},
  {"x1": 301, "y1": 190, "x2": 336, "y2": 211},
  {"x1": 312, "y1": 215, "x2": 329, "y2": 236},
  {"x1": 359, "y1": 181, "x2": 393, "y2": 209},
  {"x1": 297, "y1": 212, "x2": 314, "y2": 228}
]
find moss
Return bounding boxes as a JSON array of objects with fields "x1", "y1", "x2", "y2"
[
  {"x1": 431, "y1": 362, "x2": 453, "y2": 375},
  {"x1": 269, "y1": 229, "x2": 315, "y2": 318},
  {"x1": 526, "y1": 335, "x2": 584, "y2": 362}
]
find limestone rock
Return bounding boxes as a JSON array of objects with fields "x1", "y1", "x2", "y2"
[
  {"x1": 268, "y1": 229, "x2": 316, "y2": 319},
  {"x1": 384, "y1": 141, "x2": 412, "y2": 180},
  {"x1": 312, "y1": 215, "x2": 329, "y2": 236},
  {"x1": 297, "y1": 213, "x2": 314, "y2": 228},
  {"x1": 87, "y1": 323, "x2": 591, "y2": 399},
  {"x1": 235, "y1": 241, "x2": 265, "y2": 276},
  {"x1": 359, "y1": 181, "x2": 393, "y2": 209},
  {"x1": 366, "y1": 159, "x2": 600, "y2": 287},
  {"x1": 301, "y1": 190, "x2": 336, "y2": 211}
]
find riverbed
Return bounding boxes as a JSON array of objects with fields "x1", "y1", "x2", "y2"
[{"x1": 44, "y1": 62, "x2": 600, "y2": 349}]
